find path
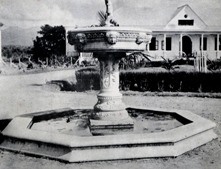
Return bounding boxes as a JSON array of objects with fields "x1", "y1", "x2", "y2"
[{"x1": 0, "y1": 69, "x2": 96, "y2": 119}]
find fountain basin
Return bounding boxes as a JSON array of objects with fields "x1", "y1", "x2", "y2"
[
  {"x1": 0, "y1": 107, "x2": 217, "y2": 162},
  {"x1": 67, "y1": 27, "x2": 152, "y2": 52},
  {"x1": 30, "y1": 108, "x2": 185, "y2": 136}
]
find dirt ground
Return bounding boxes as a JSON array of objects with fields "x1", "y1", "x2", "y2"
[{"x1": 0, "y1": 69, "x2": 221, "y2": 169}]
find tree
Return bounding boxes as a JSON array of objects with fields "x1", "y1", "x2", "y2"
[{"x1": 32, "y1": 24, "x2": 66, "y2": 62}]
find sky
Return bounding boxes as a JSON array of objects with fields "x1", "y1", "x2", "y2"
[{"x1": 0, "y1": 0, "x2": 221, "y2": 28}]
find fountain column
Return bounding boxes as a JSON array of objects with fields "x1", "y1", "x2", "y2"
[{"x1": 91, "y1": 52, "x2": 133, "y2": 128}]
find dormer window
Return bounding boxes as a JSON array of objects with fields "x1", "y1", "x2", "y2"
[{"x1": 178, "y1": 19, "x2": 194, "y2": 26}]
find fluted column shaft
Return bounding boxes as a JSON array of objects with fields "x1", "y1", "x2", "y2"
[{"x1": 93, "y1": 52, "x2": 129, "y2": 120}]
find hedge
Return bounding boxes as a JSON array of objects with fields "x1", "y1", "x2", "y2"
[
  {"x1": 75, "y1": 70, "x2": 100, "y2": 91},
  {"x1": 75, "y1": 70, "x2": 221, "y2": 93}
]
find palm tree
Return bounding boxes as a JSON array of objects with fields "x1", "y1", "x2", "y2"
[
  {"x1": 161, "y1": 56, "x2": 180, "y2": 71},
  {"x1": 97, "y1": 10, "x2": 107, "y2": 26},
  {"x1": 97, "y1": 10, "x2": 119, "y2": 27}
]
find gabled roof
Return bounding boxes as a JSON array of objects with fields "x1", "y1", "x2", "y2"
[
  {"x1": 165, "y1": 4, "x2": 207, "y2": 30},
  {"x1": 169, "y1": 4, "x2": 206, "y2": 25},
  {"x1": 114, "y1": 3, "x2": 221, "y2": 32}
]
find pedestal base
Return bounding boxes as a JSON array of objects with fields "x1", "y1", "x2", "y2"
[{"x1": 90, "y1": 109, "x2": 134, "y2": 130}]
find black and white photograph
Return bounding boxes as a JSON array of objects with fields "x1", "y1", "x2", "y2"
[{"x1": 0, "y1": 0, "x2": 221, "y2": 168}]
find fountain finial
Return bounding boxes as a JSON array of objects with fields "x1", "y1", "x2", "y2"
[
  {"x1": 104, "y1": 0, "x2": 118, "y2": 26},
  {"x1": 105, "y1": 0, "x2": 113, "y2": 17}
]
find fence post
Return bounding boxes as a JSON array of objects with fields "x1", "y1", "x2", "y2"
[
  {"x1": 204, "y1": 54, "x2": 207, "y2": 73},
  {"x1": 196, "y1": 55, "x2": 200, "y2": 72},
  {"x1": 10, "y1": 58, "x2": 12, "y2": 67},
  {"x1": 199, "y1": 54, "x2": 202, "y2": 72},
  {"x1": 194, "y1": 55, "x2": 197, "y2": 71},
  {"x1": 19, "y1": 58, "x2": 21, "y2": 67}
]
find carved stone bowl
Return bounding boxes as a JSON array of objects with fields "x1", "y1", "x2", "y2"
[{"x1": 67, "y1": 27, "x2": 152, "y2": 52}]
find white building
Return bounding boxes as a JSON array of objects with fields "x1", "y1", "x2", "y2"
[{"x1": 146, "y1": 4, "x2": 221, "y2": 60}]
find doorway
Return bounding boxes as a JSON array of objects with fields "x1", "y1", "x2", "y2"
[{"x1": 182, "y1": 36, "x2": 192, "y2": 56}]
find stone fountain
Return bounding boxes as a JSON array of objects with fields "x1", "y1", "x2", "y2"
[
  {"x1": 67, "y1": 0, "x2": 152, "y2": 130},
  {"x1": 0, "y1": 0, "x2": 217, "y2": 162}
]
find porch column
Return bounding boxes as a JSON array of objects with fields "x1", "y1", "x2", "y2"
[
  {"x1": 202, "y1": 34, "x2": 207, "y2": 72},
  {"x1": 163, "y1": 34, "x2": 166, "y2": 58},
  {"x1": 0, "y1": 29, "x2": 2, "y2": 65},
  {"x1": 217, "y1": 34, "x2": 220, "y2": 59},
  {"x1": 0, "y1": 30, "x2": 1, "y2": 63},
  {"x1": 180, "y1": 34, "x2": 183, "y2": 57},
  {"x1": 0, "y1": 23, "x2": 4, "y2": 66},
  {"x1": 200, "y1": 34, "x2": 204, "y2": 72}
]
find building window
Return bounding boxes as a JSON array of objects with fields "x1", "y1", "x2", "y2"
[
  {"x1": 178, "y1": 20, "x2": 194, "y2": 26},
  {"x1": 162, "y1": 37, "x2": 172, "y2": 51},
  {"x1": 166, "y1": 37, "x2": 172, "y2": 50},
  {"x1": 149, "y1": 37, "x2": 158, "y2": 51},
  {"x1": 215, "y1": 37, "x2": 221, "y2": 50},
  {"x1": 200, "y1": 37, "x2": 207, "y2": 50}
]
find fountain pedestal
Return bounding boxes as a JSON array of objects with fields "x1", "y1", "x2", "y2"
[
  {"x1": 91, "y1": 52, "x2": 133, "y2": 129},
  {"x1": 67, "y1": 27, "x2": 152, "y2": 130}
]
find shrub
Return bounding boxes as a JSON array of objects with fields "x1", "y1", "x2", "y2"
[
  {"x1": 2, "y1": 45, "x2": 33, "y2": 62},
  {"x1": 75, "y1": 69, "x2": 100, "y2": 91},
  {"x1": 207, "y1": 59, "x2": 221, "y2": 71},
  {"x1": 120, "y1": 72, "x2": 221, "y2": 93}
]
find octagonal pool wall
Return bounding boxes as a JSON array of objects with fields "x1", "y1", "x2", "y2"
[{"x1": 0, "y1": 107, "x2": 217, "y2": 162}]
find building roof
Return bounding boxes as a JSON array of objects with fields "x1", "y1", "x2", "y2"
[
  {"x1": 166, "y1": 4, "x2": 207, "y2": 27},
  {"x1": 114, "y1": 3, "x2": 221, "y2": 32}
]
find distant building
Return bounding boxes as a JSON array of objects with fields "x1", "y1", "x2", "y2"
[{"x1": 146, "y1": 4, "x2": 221, "y2": 61}]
